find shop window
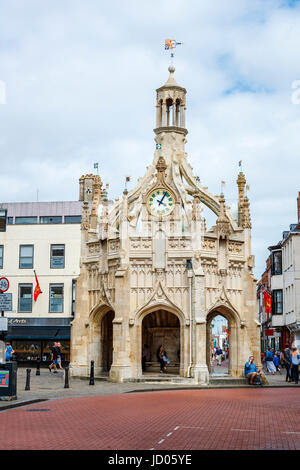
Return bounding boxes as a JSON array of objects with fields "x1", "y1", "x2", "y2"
[
  {"x1": 272, "y1": 289, "x2": 283, "y2": 315},
  {"x1": 0, "y1": 245, "x2": 3, "y2": 269},
  {"x1": 15, "y1": 217, "x2": 38, "y2": 224},
  {"x1": 19, "y1": 245, "x2": 34, "y2": 269},
  {"x1": 18, "y1": 284, "x2": 33, "y2": 312},
  {"x1": 7, "y1": 217, "x2": 13, "y2": 224},
  {"x1": 64, "y1": 215, "x2": 81, "y2": 223},
  {"x1": 40, "y1": 216, "x2": 62, "y2": 224},
  {"x1": 271, "y1": 251, "x2": 282, "y2": 275},
  {"x1": 0, "y1": 210, "x2": 7, "y2": 231},
  {"x1": 49, "y1": 284, "x2": 64, "y2": 313},
  {"x1": 12, "y1": 340, "x2": 41, "y2": 361},
  {"x1": 50, "y1": 244, "x2": 65, "y2": 268}
]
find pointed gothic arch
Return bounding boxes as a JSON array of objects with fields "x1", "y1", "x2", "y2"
[
  {"x1": 88, "y1": 303, "x2": 115, "y2": 375},
  {"x1": 206, "y1": 304, "x2": 241, "y2": 377},
  {"x1": 134, "y1": 302, "x2": 185, "y2": 377}
]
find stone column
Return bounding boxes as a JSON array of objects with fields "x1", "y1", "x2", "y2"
[
  {"x1": 109, "y1": 270, "x2": 132, "y2": 382},
  {"x1": 162, "y1": 101, "x2": 167, "y2": 126},
  {"x1": 191, "y1": 321, "x2": 209, "y2": 385},
  {"x1": 180, "y1": 105, "x2": 185, "y2": 127},
  {"x1": 156, "y1": 103, "x2": 161, "y2": 127},
  {"x1": 172, "y1": 103, "x2": 176, "y2": 126},
  {"x1": 188, "y1": 272, "x2": 209, "y2": 384}
]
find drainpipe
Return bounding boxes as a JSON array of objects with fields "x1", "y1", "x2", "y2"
[{"x1": 186, "y1": 260, "x2": 193, "y2": 378}]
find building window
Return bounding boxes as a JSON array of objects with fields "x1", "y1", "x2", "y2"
[
  {"x1": 50, "y1": 244, "x2": 65, "y2": 268},
  {"x1": 40, "y1": 216, "x2": 62, "y2": 224},
  {"x1": 272, "y1": 289, "x2": 283, "y2": 314},
  {"x1": 271, "y1": 251, "x2": 282, "y2": 275},
  {"x1": 7, "y1": 217, "x2": 13, "y2": 224},
  {"x1": 64, "y1": 215, "x2": 81, "y2": 224},
  {"x1": 0, "y1": 210, "x2": 7, "y2": 232},
  {"x1": 72, "y1": 279, "x2": 76, "y2": 316},
  {"x1": 18, "y1": 284, "x2": 33, "y2": 312},
  {"x1": 15, "y1": 217, "x2": 38, "y2": 224},
  {"x1": 49, "y1": 284, "x2": 64, "y2": 313},
  {"x1": 19, "y1": 245, "x2": 34, "y2": 269},
  {"x1": 0, "y1": 246, "x2": 3, "y2": 269}
]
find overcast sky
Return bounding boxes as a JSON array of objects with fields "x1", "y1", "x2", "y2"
[{"x1": 0, "y1": 0, "x2": 300, "y2": 279}]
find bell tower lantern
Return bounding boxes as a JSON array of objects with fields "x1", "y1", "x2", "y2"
[{"x1": 154, "y1": 65, "x2": 187, "y2": 137}]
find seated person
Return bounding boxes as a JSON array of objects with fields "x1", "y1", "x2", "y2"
[{"x1": 244, "y1": 355, "x2": 263, "y2": 385}]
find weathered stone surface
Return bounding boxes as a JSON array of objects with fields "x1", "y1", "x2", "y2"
[{"x1": 70, "y1": 67, "x2": 260, "y2": 384}]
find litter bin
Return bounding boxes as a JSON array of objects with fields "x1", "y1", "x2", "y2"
[{"x1": 0, "y1": 361, "x2": 17, "y2": 400}]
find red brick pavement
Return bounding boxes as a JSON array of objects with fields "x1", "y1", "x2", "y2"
[{"x1": 0, "y1": 388, "x2": 300, "y2": 450}]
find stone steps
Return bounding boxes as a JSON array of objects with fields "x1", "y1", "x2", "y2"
[
  {"x1": 144, "y1": 362, "x2": 180, "y2": 373},
  {"x1": 123, "y1": 375, "x2": 195, "y2": 384},
  {"x1": 209, "y1": 376, "x2": 248, "y2": 385}
]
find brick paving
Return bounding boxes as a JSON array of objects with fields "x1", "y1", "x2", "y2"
[{"x1": 0, "y1": 384, "x2": 300, "y2": 450}]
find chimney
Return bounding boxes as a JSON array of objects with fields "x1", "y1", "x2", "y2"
[{"x1": 298, "y1": 192, "x2": 300, "y2": 223}]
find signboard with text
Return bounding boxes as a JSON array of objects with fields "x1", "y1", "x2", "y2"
[{"x1": 0, "y1": 293, "x2": 12, "y2": 312}]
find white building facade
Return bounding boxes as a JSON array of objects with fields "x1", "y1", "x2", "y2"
[{"x1": 0, "y1": 202, "x2": 82, "y2": 363}]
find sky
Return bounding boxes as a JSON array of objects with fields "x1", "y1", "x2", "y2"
[{"x1": 0, "y1": 0, "x2": 300, "y2": 279}]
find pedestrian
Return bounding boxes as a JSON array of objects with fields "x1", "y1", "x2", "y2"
[
  {"x1": 265, "y1": 347, "x2": 276, "y2": 375},
  {"x1": 49, "y1": 341, "x2": 58, "y2": 373},
  {"x1": 56, "y1": 342, "x2": 63, "y2": 369},
  {"x1": 273, "y1": 351, "x2": 281, "y2": 374},
  {"x1": 215, "y1": 346, "x2": 223, "y2": 366},
  {"x1": 289, "y1": 346, "x2": 300, "y2": 384},
  {"x1": 5, "y1": 341, "x2": 14, "y2": 362},
  {"x1": 244, "y1": 355, "x2": 263, "y2": 386},
  {"x1": 157, "y1": 345, "x2": 169, "y2": 373},
  {"x1": 280, "y1": 344, "x2": 292, "y2": 382}
]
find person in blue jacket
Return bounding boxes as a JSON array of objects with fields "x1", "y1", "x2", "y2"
[{"x1": 244, "y1": 355, "x2": 263, "y2": 385}]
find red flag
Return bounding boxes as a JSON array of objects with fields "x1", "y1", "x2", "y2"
[
  {"x1": 34, "y1": 270, "x2": 42, "y2": 302},
  {"x1": 263, "y1": 290, "x2": 272, "y2": 314}
]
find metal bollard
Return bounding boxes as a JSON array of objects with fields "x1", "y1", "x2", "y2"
[
  {"x1": 36, "y1": 357, "x2": 41, "y2": 376},
  {"x1": 89, "y1": 360, "x2": 95, "y2": 385},
  {"x1": 64, "y1": 366, "x2": 69, "y2": 389},
  {"x1": 25, "y1": 368, "x2": 31, "y2": 391}
]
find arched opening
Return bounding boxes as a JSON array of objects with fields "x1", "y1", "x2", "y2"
[
  {"x1": 206, "y1": 308, "x2": 238, "y2": 377},
  {"x1": 100, "y1": 310, "x2": 115, "y2": 372},
  {"x1": 141, "y1": 309, "x2": 180, "y2": 375},
  {"x1": 208, "y1": 314, "x2": 229, "y2": 376},
  {"x1": 166, "y1": 98, "x2": 173, "y2": 126}
]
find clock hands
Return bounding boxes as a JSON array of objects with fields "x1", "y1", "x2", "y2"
[{"x1": 157, "y1": 191, "x2": 167, "y2": 206}]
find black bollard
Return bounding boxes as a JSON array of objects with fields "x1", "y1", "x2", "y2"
[
  {"x1": 25, "y1": 368, "x2": 31, "y2": 391},
  {"x1": 89, "y1": 360, "x2": 95, "y2": 385},
  {"x1": 64, "y1": 366, "x2": 69, "y2": 389},
  {"x1": 36, "y1": 357, "x2": 41, "y2": 376}
]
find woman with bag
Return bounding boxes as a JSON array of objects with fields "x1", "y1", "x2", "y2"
[{"x1": 157, "y1": 345, "x2": 170, "y2": 373}]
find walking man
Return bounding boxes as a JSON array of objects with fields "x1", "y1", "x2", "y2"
[
  {"x1": 265, "y1": 347, "x2": 276, "y2": 375},
  {"x1": 49, "y1": 342, "x2": 58, "y2": 373},
  {"x1": 281, "y1": 344, "x2": 292, "y2": 382},
  {"x1": 290, "y1": 346, "x2": 300, "y2": 384},
  {"x1": 215, "y1": 346, "x2": 223, "y2": 366}
]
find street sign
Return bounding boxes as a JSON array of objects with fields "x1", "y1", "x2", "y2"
[
  {"x1": 0, "y1": 293, "x2": 12, "y2": 312},
  {"x1": 0, "y1": 277, "x2": 9, "y2": 293}
]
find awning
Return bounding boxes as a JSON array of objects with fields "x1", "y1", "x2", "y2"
[{"x1": 6, "y1": 326, "x2": 70, "y2": 340}]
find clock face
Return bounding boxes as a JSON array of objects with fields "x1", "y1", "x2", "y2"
[{"x1": 146, "y1": 188, "x2": 175, "y2": 217}]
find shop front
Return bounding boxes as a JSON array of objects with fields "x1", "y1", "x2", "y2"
[{"x1": 6, "y1": 317, "x2": 71, "y2": 366}]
